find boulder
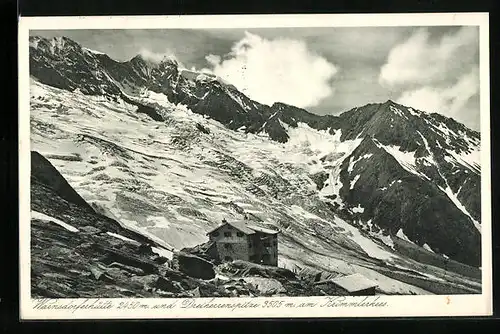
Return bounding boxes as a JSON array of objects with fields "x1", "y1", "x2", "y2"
[
  {"x1": 243, "y1": 277, "x2": 286, "y2": 295},
  {"x1": 137, "y1": 243, "x2": 154, "y2": 255},
  {"x1": 129, "y1": 274, "x2": 179, "y2": 293},
  {"x1": 89, "y1": 265, "x2": 114, "y2": 282},
  {"x1": 131, "y1": 274, "x2": 159, "y2": 292},
  {"x1": 175, "y1": 252, "x2": 215, "y2": 280},
  {"x1": 79, "y1": 225, "x2": 102, "y2": 235},
  {"x1": 108, "y1": 262, "x2": 145, "y2": 275}
]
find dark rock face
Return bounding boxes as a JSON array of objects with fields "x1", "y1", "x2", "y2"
[
  {"x1": 271, "y1": 102, "x2": 340, "y2": 131},
  {"x1": 30, "y1": 150, "x2": 229, "y2": 298},
  {"x1": 196, "y1": 123, "x2": 211, "y2": 135},
  {"x1": 31, "y1": 151, "x2": 94, "y2": 211},
  {"x1": 120, "y1": 93, "x2": 164, "y2": 121},
  {"x1": 29, "y1": 36, "x2": 121, "y2": 96},
  {"x1": 310, "y1": 171, "x2": 330, "y2": 191},
  {"x1": 174, "y1": 252, "x2": 216, "y2": 280},
  {"x1": 337, "y1": 138, "x2": 481, "y2": 266}
]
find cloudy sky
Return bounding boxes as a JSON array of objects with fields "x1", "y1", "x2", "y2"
[{"x1": 32, "y1": 26, "x2": 480, "y2": 130}]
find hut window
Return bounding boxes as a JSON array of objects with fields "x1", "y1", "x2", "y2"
[
  {"x1": 248, "y1": 242, "x2": 252, "y2": 248},
  {"x1": 264, "y1": 242, "x2": 270, "y2": 247},
  {"x1": 236, "y1": 232, "x2": 244, "y2": 237},
  {"x1": 224, "y1": 232, "x2": 231, "y2": 237}
]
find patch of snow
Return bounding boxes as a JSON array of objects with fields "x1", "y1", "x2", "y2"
[
  {"x1": 366, "y1": 219, "x2": 373, "y2": 229},
  {"x1": 195, "y1": 72, "x2": 217, "y2": 82},
  {"x1": 347, "y1": 156, "x2": 357, "y2": 173},
  {"x1": 106, "y1": 231, "x2": 139, "y2": 244},
  {"x1": 152, "y1": 246, "x2": 174, "y2": 260},
  {"x1": 83, "y1": 47, "x2": 105, "y2": 55},
  {"x1": 374, "y1": 141, "x2": 429, "y2": 179},
  {"x1": 373, "y1": 231, "x2": 394, "y2": 249},
  {"x1": 396, "y1": 228, "x2": 413, "y2": 243},
  {"x1": 440, "y1": 185, "x2": 481, "y2": 233},
  {"x1": 215, "y1": 274, "x2": 230, "y2": 281},
  {"x1": 423, "y1": 243, "x2": 435, "y2": 253},
  {"x1": 268, "y1": 111, "x2": 279, "y2": 120},
  {"x1": 408, "y1": 107, "x2": 420, "y2": 116},
  {"x1": 350, "y1": 174, "x2": 360, "y2": 189},
  {"x1": 382, "y1": 145, "x2": 417, "y2": 171},
  {"x1": 320, "y1": 173, "x2": 344, "y2": 206},
  {"x1": 288, "y1": 205, "x2": 322, "y2": 221},
  {"x1": 380, "y1": 179, "x2": 398, "y2": 191},
  {"x1": 389, "y1": 105, "x2": 408, "y2": 119},
  {"x1": 347, "y1": 154, "x2": 373, "y2": 173},
  {"x1": 31, "y1": 210, "x2": 79, "y2": 233},
  {"x1": 446, "y1": 148, "x2": 480, "y2": 173},
  {"x1": 352, "y1": 204, "x2": 364, "y2": 213},
  {"x1": 433, "y1": 122, "x2": 458, "y2": 139},
  {"x1": 416, "y1": 131, "x2": 435, "y2": 164},
  {"x1": 331, "y1": 128, "x2": 342, "y2": 142},
  {"x1": 200, "y1": 91, "x2": 210, "y2": 99},
  {"x1": 226, "y1": 89, "x2": 252, "y2": 111},
  {"x1": 339, "y1": 219, "x2": 395, "y2": 261},
  {"x1": 391, "y1": 263, "x2": 446, "y2": 282}
]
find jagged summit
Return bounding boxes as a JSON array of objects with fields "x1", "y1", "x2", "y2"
[
  {"x1": 30, "y1": 35, "x2": 83, "y2": 53},
  {"x1": 272, "y1": 101, "x2": 297, "y2": 109},
  {"x1": 129, "y1": 53, "x2": 179, "y2": 66}
]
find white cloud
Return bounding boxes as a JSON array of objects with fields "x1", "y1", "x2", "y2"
[
  {"x1": 397, "y1": 68, "x2": 479, "y2": 115},
  {"x1": 379, "y1": 27, "x2": 480, "y2": 128},
  {"x1": 379, "y1": 27, "x2": 478, "y2": 87},
  {"x1": 203, "y1": 31, "x2": 338, "y2": 108},
  {"x1": 138, "y1": 48, "x2": 179, "y2": 65}
]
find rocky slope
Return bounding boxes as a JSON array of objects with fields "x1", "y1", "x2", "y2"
[
  {"x1": 28, "y1": 35, "x2": 483, "y2": 295},
  {"x1": 31, "y1": 150, "x2": 336, "y2": 298}
]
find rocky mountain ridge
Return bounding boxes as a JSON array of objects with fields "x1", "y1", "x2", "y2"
[{"x1": 28, "y1": 35, "x2": 483, "y2": 295}]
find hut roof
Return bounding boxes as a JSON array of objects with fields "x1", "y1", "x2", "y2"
[
  {"x1": 331, "y1": 273, "x2": 378, "y2": 293},
  {"x1": 247, "y1": 225, "x2": 280, "y2": 235},
  {"x1": 206, "y1": 220, "x2": 256, "y2": 235},
  {"x1": 206, "y1": 221, "x2": 280, "y2": 236}
]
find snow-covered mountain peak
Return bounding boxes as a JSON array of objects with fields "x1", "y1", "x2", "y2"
[{"x1": 28, "y1": 35, "x2": 483, "y2": 270}]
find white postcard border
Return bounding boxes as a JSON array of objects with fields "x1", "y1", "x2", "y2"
[{"x1": 18, "y1": 12, "x2": 492, "y2": 319}]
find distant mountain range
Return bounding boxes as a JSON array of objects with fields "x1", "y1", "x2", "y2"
[{"x1": 28, "y1": 35, "x2": 482, "y2": 296}]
